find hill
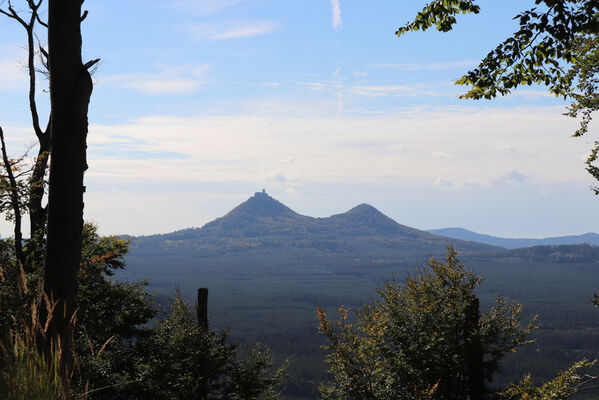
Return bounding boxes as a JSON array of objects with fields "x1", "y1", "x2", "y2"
[
  {"x1": 428, "y1": 227, "x2": 599, "y2": 249},
  {"x1": 130, "y1": 191, "x2": 498, "y2": 257}
]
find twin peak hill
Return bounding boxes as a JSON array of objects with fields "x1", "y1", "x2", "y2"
[{"x1": 130, "y1": 191, "x2": 497, "y2": 259}]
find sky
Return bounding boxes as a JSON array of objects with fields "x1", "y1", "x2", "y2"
[{"x1": 0, "y1": 0, "x2": 598, "y2": 238}]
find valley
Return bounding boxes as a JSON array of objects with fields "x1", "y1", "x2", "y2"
[{"x1": 117, "y1": 192, "x2": 599, "y2": 398}]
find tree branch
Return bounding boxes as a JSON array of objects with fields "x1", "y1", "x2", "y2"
[
  {"x1": 84, "y1": 58, "x2": 100, "y2": 70},
  {"x1": 0, "y1": 3, "x2": 28, "y2": 29}
]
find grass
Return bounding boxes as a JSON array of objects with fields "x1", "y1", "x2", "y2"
[
  {"x1": 0, "y1": 333, "x2": 66, "y2": 400},
  {"x1": 0, "y1": 264, "x2": 69, "y2": 400}
]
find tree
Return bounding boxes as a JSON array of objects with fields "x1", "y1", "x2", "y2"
[
  {"x1": 0, "y1": 222, "x2": 288, "y2": 399},
  {"x1": 41, "y1": 0, "x2": 98, "y2": 378},
  {"x1": 0, "y1": 127, "x2": 31, "y2": 267},
  {"x1": 0, "y1": 0, "x2": 99, "y2": 376},
  {"x1": 127, "y1": 293, "x2": 287, "y2": 400},
  {"x1": 317, "y1": 248, "x2": 538, "y2": 400},
  {"x1": 0, "y1": 222, "x2": 155, "y2": 399},
  {"x1": 397, "y1": 1, "x2": 599, "y2": 190},
  {"x1": 70, "y1": 223, "x2": 156, "y2": 396},
  {"x1": 0, "y1": 0, "x2": 53, "y2": 268}
]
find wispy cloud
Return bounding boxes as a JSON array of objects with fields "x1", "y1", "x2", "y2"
[
  {"x1": 84, "y1": 105, "x2": 584, "y2": 189},
  {"x1": 100, "y1": 65, "x2": 211, "y2": 95},
  {"x1": 371, "y1": 60, "x2": 478, "y2": 71},
  {"x1": 173, "y1": 0, "x2": 245, "y2": 15},
  {"x1": 189, "y1": 20, "x2": 280, "y2": 40},
  {"x1": 348, "y1": 84, "x2": 435, "y2": 97},
  {"x1": 329, "y1": 0, "x2": 342, "y2": 31},
  {"x1": 435, "y1": 178, "x2": 453, "y2": 188},
  {"x1": 74, "y1": 105, "x2": 593, "y2": 236},
  {"x1": 495, "y1": 168, "x2": 527, "y2": 184},
  {"x1": 431, "y1": 151, "x2": 452, "y2": 159},
  {"x1": 0, "y1": 60, "x2": 26, "y2": 91},
  {"x1": 0, "y1": 45, "x2": 28, "y2": 92}
]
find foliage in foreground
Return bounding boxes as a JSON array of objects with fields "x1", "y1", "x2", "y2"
[
  {"x1": 0, "y1": 255, "x2": 68, "y2": 400},
  {"x1": 317, "y1": 247, "x2": 595, "y2": 400},
  {"x1": 0, "y1": 222, "x2": 287, "y2": 400},
  {"x1": 132, "y1": 293, "x2": 287, "y2": 400}
]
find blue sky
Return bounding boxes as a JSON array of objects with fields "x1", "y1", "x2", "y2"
[{"x1": 0, "y1": 0, "x2": 598, "y2": 237}]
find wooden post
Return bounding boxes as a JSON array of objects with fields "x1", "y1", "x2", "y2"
[
  {"x1": 197, "y1": 288, "x2": 208, "y2": 330},
  {"x1": 465, "y1": 296, "x2": 484, "y2": 400}
]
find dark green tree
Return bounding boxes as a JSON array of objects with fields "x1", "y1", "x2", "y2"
[
  {"x1": 70, "y1": 223, "x2": 156, "y2": 396},
  {"x1": 317, "y1": 248, "x2": 538, "y2": 400},
  {"x1": 1, "y1": 223, "x2": 288, "y2": 399},
  {"x1": 132, "y1": 293, "x2": 287, "y2": 400}
]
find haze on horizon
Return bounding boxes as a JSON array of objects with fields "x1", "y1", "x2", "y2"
[{"x1": 0, "y1": 0, "x2": 597, "y2": 238}]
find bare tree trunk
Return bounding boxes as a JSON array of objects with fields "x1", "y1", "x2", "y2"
[
  {"x1": 42, "y1": 0, "x2": 92, "y2": 379},
  {"x1": 0, "y1": 127, "x2": 24, "y2": 267}
]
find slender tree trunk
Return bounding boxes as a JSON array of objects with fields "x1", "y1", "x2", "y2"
[
  {"x1": 28, "y1": 140, "x2": 50, "y2": 268},
  {"x1": 41, "y1": 0, "x2": 92, "y2": 378},
  {"x1": 0, "y1": 127, "x2": 24, "y2": 267},
  {"x1": 22, "y1": 6, "x2": 51, "y2": 267}
]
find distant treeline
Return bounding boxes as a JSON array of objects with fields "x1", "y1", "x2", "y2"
[{"x1": 499, "y1": 244, "x2": 599, "y2": 263}]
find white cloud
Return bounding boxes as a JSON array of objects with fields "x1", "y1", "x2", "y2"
[
  {"x1": 125, "y1": 79, "x2": 204, "y2": 94},
  {"x1": 435, "y1": 178, "x2": 453, "y2": 188},
  {"x1": 348, "y1": 85, "x2": 415, "y2": 97},
  {"x1": 0, "y1": 62, "x2": 26, "y2": 91},
  {"x1": 336, "y1": 92, "x2": 343, "y2": 114},
  {"x1": 329, "y1": 0, "x2": 342, "y2": 31},
  {"x1": 189, "y1": 20, "x2": 280, "y2": 40},
  {"x1": 267, "y1": 171, "x2": 289, "y2": 183},
  {"x1": 0, "y1": 45, "x2": 28, "y2": 92},
  {"x1": 496, "y1": 168, "x2": 527, "y2": 184},
  {"x1": 23, "y1": 104, "x2": 589, "y2": 237},
  {"x1": 82, "y1": 105, "x2": 586, "y2": 189},
  {"x1": 371, "y1": 60, "x2": 478, "y2": 71},
  {"x1": 99, "y1": 64, "x2": 210, "y2": 95},
  {"x1": 431, "y1": 151, "x2": 452, "y2": 159},
  {"x1": 288, "y1": 79, "x2": 455, "y2": 99}
]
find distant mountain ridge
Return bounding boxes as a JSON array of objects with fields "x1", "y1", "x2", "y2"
[
  {"x1": 427, "y1": 227, "x2": 599, "y2": 249},
  {"x1": 131, "y1": 191, "x2": 499, "y2": 257}
]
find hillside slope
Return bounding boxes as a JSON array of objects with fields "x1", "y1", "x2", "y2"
[{"x1": 428, "y1": 227, "x2": 599, "y2": 249}]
